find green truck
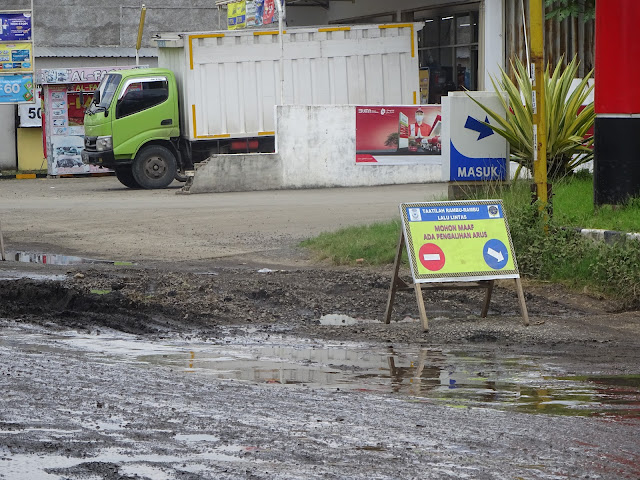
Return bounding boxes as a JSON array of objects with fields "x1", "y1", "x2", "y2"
[
  {"x1": 82, "y1": 24, "x2": 421, "y2": 189},
  {"x1": 82, "y1": 68, "x2": 186, "y2": 189}
]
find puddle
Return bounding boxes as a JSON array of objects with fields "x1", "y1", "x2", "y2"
[
  {"x1": 6, "y1": 251, "x2": 133, "y2": 266},
  {"x1": 139, "y1": 344, "x2": 640, "y2": 418},
  {"x1": 3, "y1": 329, "x2": 639, "y2": 418},
  {"x1": 146, "y1": 345, "x2": 640, "y2": 417},
  {"x1": 0, "y1": 271, "x2": 67, "y2": 281},
  {"x1": 2, "y1": 447, "x2": 256, "y2": 480}
]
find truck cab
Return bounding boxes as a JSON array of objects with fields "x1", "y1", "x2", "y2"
[{"x1": 82, "y1": 68, "x2": 181, "y2": 188}]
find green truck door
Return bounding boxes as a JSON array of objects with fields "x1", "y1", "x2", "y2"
[{"x1": 112, "y1": 75, "x2": 177, "y2": 159}]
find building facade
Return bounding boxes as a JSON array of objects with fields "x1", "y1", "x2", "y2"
[{"x1": 0, "y1": 0, "x2": 593, "y2": 170}]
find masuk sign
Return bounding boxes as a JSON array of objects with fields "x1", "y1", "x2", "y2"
[{"x1": 441, "y1": 92, "x2": 509, "y2": 182}]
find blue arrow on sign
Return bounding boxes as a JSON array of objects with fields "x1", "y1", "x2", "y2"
[{"x1": 464, "y1": 115, "x2": 494, "y2": 140}]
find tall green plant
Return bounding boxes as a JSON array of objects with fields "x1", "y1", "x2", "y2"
[{"x1": 469, "y1": 56, "x2": 595, "y2": 180}]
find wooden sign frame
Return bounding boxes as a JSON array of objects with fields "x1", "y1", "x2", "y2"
[{"x1": 384, "y1": 201, "x2": 529, "y2": 332}]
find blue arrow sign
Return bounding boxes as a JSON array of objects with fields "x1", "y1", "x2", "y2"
[
  {"x1": 483, "y1": 239, "x2": 508, "y2": 270},
  {"x1": 465, "y1": 115, "x2": 494, "y2": 140}
]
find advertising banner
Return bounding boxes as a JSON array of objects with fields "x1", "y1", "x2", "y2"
[
  {"x1": 0, "y1": 73, "x2": 33, "y2": 103},
  {"x1": 0, "y1": 13, "x2": 32, "y2": 41},
  {"x1": 0, "y1": 42, "x2": 32, "y2": 72},
  {"x1": 246, "y1": 0, "x2": 261, "y2": 27},
  {"x1": 400, "y1": 200, "x2": 519, "y2": 283},
  {"x1": 356, "y1": 105, "x2": 442, "y2": 165},
  {"x1": 238, "y1": 0, "x2": 282, "y2": 28},
  {"x1": 263, "y1": 0, "x2": 275, "y2": 24},
  {"x1": 227, "y1": 1, "x2": 247, "y2": 30}
]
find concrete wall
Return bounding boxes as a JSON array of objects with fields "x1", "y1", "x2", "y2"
[
  {"x1": 5, "y1": 0, "x2": 223, "y2": 48},
  {"x1": 0, "y1": 106, "x2": 16, "y2": 170},
  {"x1": 187, "y1": 105, "x2": 442, "y2": 194}
]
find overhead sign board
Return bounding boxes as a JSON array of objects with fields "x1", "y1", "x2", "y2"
[
  {"x1": 442, "y1": 92, "x2": 508, "y2": 182},
  {"x1": 400, "y1": 200, "x2": 519, "y2": 283},
  {"x1": 36, "y1": 65, "x2": 143, "y2": 85}
]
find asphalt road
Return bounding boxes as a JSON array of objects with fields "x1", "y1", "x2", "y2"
[{"x1": 0, "y1": 177, "x2": 448, "y2": 264}]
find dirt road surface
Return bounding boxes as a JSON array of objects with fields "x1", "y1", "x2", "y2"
[
  {"x1": 1, "y1": 177, "x2": 639, "y2": 479},
  {"x1": 0, "y1": 177, "x2": 447, "y2": 263}
]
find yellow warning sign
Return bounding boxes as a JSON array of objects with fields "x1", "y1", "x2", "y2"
[{"x1": 400, "y1": 200, "x2": 520, "y2": 283}]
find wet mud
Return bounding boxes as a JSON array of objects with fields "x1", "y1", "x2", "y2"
[{"x1": 1, "y1": 261, "x2": 640, "y2": 479}]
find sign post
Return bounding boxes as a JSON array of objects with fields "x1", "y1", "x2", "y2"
[{"x1": 385, "y1": 200, "x2": 529, "y2": 331}]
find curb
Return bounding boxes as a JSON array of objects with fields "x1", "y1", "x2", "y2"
[
  {"x1": 578, "y1": 228, "x2": 640, "y2": 244},
  {"x1": 0, "y1": 173, "x2": 48, "y2": 180}
]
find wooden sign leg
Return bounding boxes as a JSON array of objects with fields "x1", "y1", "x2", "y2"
[
  {"x1": 480, "y1": 280, "x2": 495, "y2": 318},
  {"x1": 414, "y1": 283, "x2": 429, "y2": 332},
  {"x1": 384, "y1": 230, "x2": 405, "y2": 324},
  {"x1": 0, "y1": 220, "x2": 5, "y2": 261},
  {"x1": 514, "y1": 278, "x2": 529, "y2": 326}
]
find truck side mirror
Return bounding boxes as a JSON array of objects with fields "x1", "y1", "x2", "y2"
[{"x1": 92, "y1": 89, "x2": 101, "y2": 104}]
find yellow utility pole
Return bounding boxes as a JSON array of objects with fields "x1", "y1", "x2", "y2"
[
  {"x1": 135, "y1": 4, "x2": 147, "y2": 66},
  {"x1": 530, "y1": 0, "x2": 548, "y2": 206}
]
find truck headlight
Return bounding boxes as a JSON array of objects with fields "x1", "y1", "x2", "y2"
[{"x1": 96, "y1": 136, "x2": 113, "y2": 151}]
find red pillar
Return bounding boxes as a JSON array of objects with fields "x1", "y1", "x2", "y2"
[{"x1": 594, "y1": 0, "x2": 640, "y2": 205}]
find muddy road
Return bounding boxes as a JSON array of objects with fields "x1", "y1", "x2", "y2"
[{"x1": 1, "y1": 177, "x2": 639, "y2": 479}]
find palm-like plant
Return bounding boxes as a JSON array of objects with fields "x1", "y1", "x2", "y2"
[{"x1": 470, "y1": 56, "x2": 595, "y2": 180}]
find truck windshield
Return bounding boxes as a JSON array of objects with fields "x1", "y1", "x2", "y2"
[{"x1": 88, "y1": 73, "x2": 122, "y2": 113}]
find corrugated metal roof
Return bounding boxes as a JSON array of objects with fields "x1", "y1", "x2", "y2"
[{"x1": 35, "y1": 47, "x2": 157, "y2": 58}]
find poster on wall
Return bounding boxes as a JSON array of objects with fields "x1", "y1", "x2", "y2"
[
  {"x1": 0, "y1": 42, "x2": 33, "y2": 72},
  {"x1": 356, "y1": 105, "x2": 442, "y2": 165},
  {"x1": 0, "y1": 13, "x2": 32, "y2": 42},
  {"x1": 0, "y1": 73, "x2": 33, "y2": 103},
  {"x1": 50, "y1": 135, "x2": 87, "y2": 175}
]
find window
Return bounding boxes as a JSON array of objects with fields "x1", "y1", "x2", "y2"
[
  {"x1": 116, "y1": 77, "x2": 169, "y2": 118},
  {"x1": 417, "y1": 11, "x2": 479, "y2": 103}
]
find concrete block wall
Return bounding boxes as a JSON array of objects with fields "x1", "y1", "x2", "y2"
[
  {"x1": 0, "y1": 105, "x2": 16, "y2": 170},
  {"x1": 278, "y1": 105, "x2": 442, "y2": 188},
  {"x1": 186, "y1": 105, "x2": 443, "y2": 194},
  {"x1": 4, "y1": 1, "x2": 223, "y2": 48}
]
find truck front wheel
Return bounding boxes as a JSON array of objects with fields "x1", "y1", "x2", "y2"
[{"x1": 132, "y1": 145, "x2": 177, "y2": 189}]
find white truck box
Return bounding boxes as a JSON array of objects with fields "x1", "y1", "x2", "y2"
[{"x1": 154, "y1": 23, "x2": 422, "y2": 141}]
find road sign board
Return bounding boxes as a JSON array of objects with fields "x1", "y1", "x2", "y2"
[
  {"x1": 400, "y1": 200, "x2": 520, "y2": 283},
  {"x1": 441, "y1": 92, "x2": 509, "y2": 182}
]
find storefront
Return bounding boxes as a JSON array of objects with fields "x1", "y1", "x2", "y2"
[
  {"x1": 416, "y1": 8, "x2": 479, "y2": 104},
  {"x1": 36, "y1": 66, "x2": 132, "y2": 176}
]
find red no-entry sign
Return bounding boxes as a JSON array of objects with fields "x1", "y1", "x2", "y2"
[{"x1": 418, "y1": 243, "x2": 445, "y2": 271}]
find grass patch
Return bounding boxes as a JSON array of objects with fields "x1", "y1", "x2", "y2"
[
  {"x1": 552, "y1": 174, "x2": 640, "y2": 233},
  {"x1": 300, "y1": 220, "x2": 404, "y2": 265},
  {"x1": 300, "y1": 174, "x2": 640, "y2": 307}
]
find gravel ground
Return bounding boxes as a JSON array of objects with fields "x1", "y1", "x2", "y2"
[{"x1": 0, "y1": 178, "x2": 639, "y2": 479}]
